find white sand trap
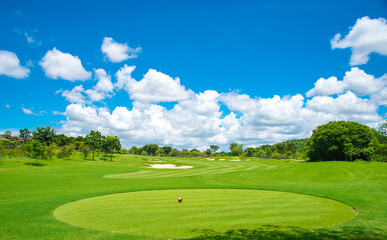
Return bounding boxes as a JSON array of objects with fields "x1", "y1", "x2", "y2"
[
  {"x1": 219, "y1": 158, "x2": 225, "y2": 161},
  {"x1": 148, "y1": 164, "x2": 194, "y2": 169},
  {"x1": 230, "y1": 158, "x2": 241, "y2": 161}
]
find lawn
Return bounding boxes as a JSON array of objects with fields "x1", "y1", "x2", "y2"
[{"x1": 0, "y1": 154, "x2": 386, "y2": 239}]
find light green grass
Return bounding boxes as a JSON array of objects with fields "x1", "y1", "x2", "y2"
[
  {"x1": 0, "y1": 154, "x2": 386, "y2": 239},
  {"x1": 54, "y1": 189, "x2": 355, "y2": 238}
]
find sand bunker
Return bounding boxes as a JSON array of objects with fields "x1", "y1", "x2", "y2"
[
  {"x1": 230, "y1": 158, "x2": 241, "y2": 161},
  {"x1": 148, "y1": 164, "x2": 193, "y2": 169},
  {"x1": 219, "y1": 158, "x2": 225, "y2": 161}
]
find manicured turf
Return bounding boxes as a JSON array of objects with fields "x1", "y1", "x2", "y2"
[
  {"x1": 0, "y1": 154, "x2": 386, "y2": 239},
  {"x1": 54, "y1": 189, "x2": 355, "y2": 238}
]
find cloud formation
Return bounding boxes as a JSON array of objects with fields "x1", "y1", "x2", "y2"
[
  {"x1": 101, "y1": 37, "x2": 141, "y2": 62},
  {"x1": 116, "y1": 66, "x2": 190, "y2": 103},
  {"x1": 0, "y1": 50, "x2": 30, "y2": 79},
  {"x1": 331, "y1": 16, "x2": 387, "y2": 65},
  {"x1": 57, "y1": 67, "x2": 384, "y2": 150},
  {"x1": 306, "y1": 67, "x2": 386, "y2": 98},
  {"x1": 40, "y1": 48, "x2": 91, "y2": 81}
]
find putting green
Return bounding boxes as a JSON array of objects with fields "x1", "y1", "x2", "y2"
[{"x1": 54, "y1": 189, "x2": 356, "y2": 238}]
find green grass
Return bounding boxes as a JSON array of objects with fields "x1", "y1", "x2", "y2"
[
  {"x1": 0, "y1": 154, "x2": 386, "y2": 239},
  {"x1": 54, "y1": 189, "x2": 355, "y2": 238}
]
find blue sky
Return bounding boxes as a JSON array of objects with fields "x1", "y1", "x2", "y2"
[{"x1": 1, "y1": 0, "x2": 386, "y2": 150}]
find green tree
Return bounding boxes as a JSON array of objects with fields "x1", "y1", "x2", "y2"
[
  {"x1": 245, "y1": 147, "x2": 255, "y2": 157},
  {"x1": 156, "y1": 148, "x2": 165, "y2": 156},
  {"x1": 19, "y1": 128, "x2": 31, "y2": 140},
  {"x1": 23, "y1": 141, "x2": 44, "y2": 165},
  {"x1": 32, "y1": 126, "x2": 55, "y2": 146},
  {"x1": 80, "y1": 144, "x2": 91, "y2": 158},
  {"x1": 85, "y1": 130, "x2": 102, "y2": 161},
  {"x1": 230, "y1": 143, "x2": 243, "y2": 156},
  {"x1": 54, "y1": 134, "x2": 74, "y2": 147},
  {"x1": 0, "y1": 140, "x2": 17, "y2": 163},
  {"x1": 101, "y1": 136, "x2": 121, "y2": 161},
  {"x1": 162, "y1": 146, "x2": 172, "y2": 155},
  {"x1": 57, "y1": 144, "x2": 74, "y2": 159},
  {"x1": 2, "y1": 131, "x2": 12, "y2": 139},
  {"x1": 308, "y1": 121, "x2": 378, "y2": 161},
  {"x1": 210, "y1": 145, "x2": 219, "y2": 153},
  {"x1": 143, "y1": 144, "x2": 159, "y2": 156},
  {"x1": 128, "y1": 146, "x2": 138, "y2": 154}
]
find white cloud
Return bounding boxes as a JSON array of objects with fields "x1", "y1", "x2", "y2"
[
  {"x1": 52, "y1": 110, "x2": 65, "y2": 116},
  {"x1": 342, "y1": 67, "x2": 386, "y2": 96},
  {"x1": 61, "y1": 85, "x2": 87, "y2": 103},
  {"x1": 21, "y1": 107, "x2": 44, "y2": 116},
  {"x1": 101, "y1": 37, "x2": 141, "y2": 62},
  {"x1": 4, "y1": 104, "x2": 11, "y2": 109},
  {"x1": 306, "y1": 76, "x2": 346, "y2": 97},
  {"x1": 39, "y1": 48, "x2": 91, "y2": 81},
  {"x1": 331, "y1": 16, "x2": 387, "y2": 65},
  {"x1": 57, "y1": 68, "x2": 385, "y2": 150},
  {"x1": 61, "y1": 69, "x2": 114, "y2": 103},
  {"x1": 306, "y1": 91, "x2": 378, "y2": 115},
  {"x1": 0, "y1": 50, "x2": 30, "y2": 78},
  {"x1": 24, "y1": 31, "x2": 42, "y2": 46},
  {"x1": 306, "y1": 67, "x2": 386, "y2": 97},
  {"x1": 371, "y1": 87, "x2": 387, "y2": 107},
  {"x1": 117, "y1": 67, "x2": 190, "y2": 103}
]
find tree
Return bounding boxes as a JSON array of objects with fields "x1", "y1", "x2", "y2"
[
  {"x1": 85, "y1": 130, "x2": 102, "y2": 161},
  {"x1": 32, "y1": 126, "x2": 55, "y2": 146},
  {"x1": 23, "y1": 141, "x2": 44, "y2": 165},
  {"x1": 143, "y1": 144, "x2": 159, "y2": 156},
  {"x1": 230, "y1": 143, "x2": 243, "y2": 156},
  {"x1": 308, "y1": 121, "x2": 378, "y2": 161},
  {"x1": 231, "y1": 145, "x2": 243, "y2": 156},
  {"x1": 2, "y1": 131, "x2": 12, "y2": 139},
  {"x1": 205, "y1": 149, "x2": 212, "y2": 156},
  {"x1": 128, "y1": 146, "x2": 138, "y2": 154},
  {"x1": 54, "y1": 134, "x2": 74, "y2": 147},
  {"x1": 57, "y1": 144, "x2": 74, "y2": 160},
  {"x1": 19, "y1": 128, "x2": 31, "y2": 140},
  {"x1": 210, "y1": 145, "x2": 219, "y2": 154},
  {"x1": 156, "y1": 148, "x2": 165, "y2": 156},
  {"x1": 0, "y1": 140, "x2": 17, "y2": 163},
  {"x1": 80, "y1": 144, "x2": 91, "y2": 158},
  {"x1": 245, "y1": 147, "x2": 255, "y2": 157},
  {"x1": 162, "y1": 146, "x2": 172, "y2": 155},
  {"x1": 101, "y1": 136, "x2": 121, "y2": 161}
]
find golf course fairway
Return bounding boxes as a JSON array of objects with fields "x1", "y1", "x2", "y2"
[{"x1": 54, "y1": 189, "x2": 356, "y2": 239}]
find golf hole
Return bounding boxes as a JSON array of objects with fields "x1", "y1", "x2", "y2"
[{"x1": 54, "y1": 189, "x2": 356, "y2": 238}]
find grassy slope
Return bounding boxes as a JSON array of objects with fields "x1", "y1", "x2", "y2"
[{"x1": 0, "y1": 154, "x2": 386, "y2": 239}]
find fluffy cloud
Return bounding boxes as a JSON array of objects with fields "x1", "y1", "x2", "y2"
[
  {"x1": 85, "y1": 69, "x2": 114, "y2": 102},
  {"x1": 306, "y1": 77, "x2": 346, "y2": 97},
  {"x1": 331, "y1": 16, "x2": 387, "y2": 65},
  {"x1": 61, "y1": 69, "x2": 114, "y2": 103},
  {"x1": 342, "y1": 67, "x2": 386, "y2": 96},
  {"x1": 39, "y1": 48, "x2": 91, "y2": 81},
  {"x1": 57, "y1": 67, "x2": 385, "y2": 150},
  {"x1": 0, "y1": 50, "x2": 30, "y2": 78},
  {"x1": 61, "y1": 85, "x2": 86, "y2": 104},
  {"x1": 116, "y1": 66, "x2": 190, "y2": 103},
  {"x1": 101, "y1": 37, "x2": 141, "y2": 62},
  {"x1": 306, "y1": 67, "x2": 386, "y2": 98}
]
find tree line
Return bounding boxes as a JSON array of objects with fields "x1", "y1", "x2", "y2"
[
  {"x1": 1, "y1": 120, "x2": 386, "y2": 163},
  {"x1": 0, "y1": 126, "x2": 121, "y2": 165}
]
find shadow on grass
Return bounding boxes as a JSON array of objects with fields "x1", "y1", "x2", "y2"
[
  {"x1": 25, "y1": 162, "x2": 45, "y2": 166},
  {"x1": 188, "y1": 226, "x2": 386, "y2": 240}
]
